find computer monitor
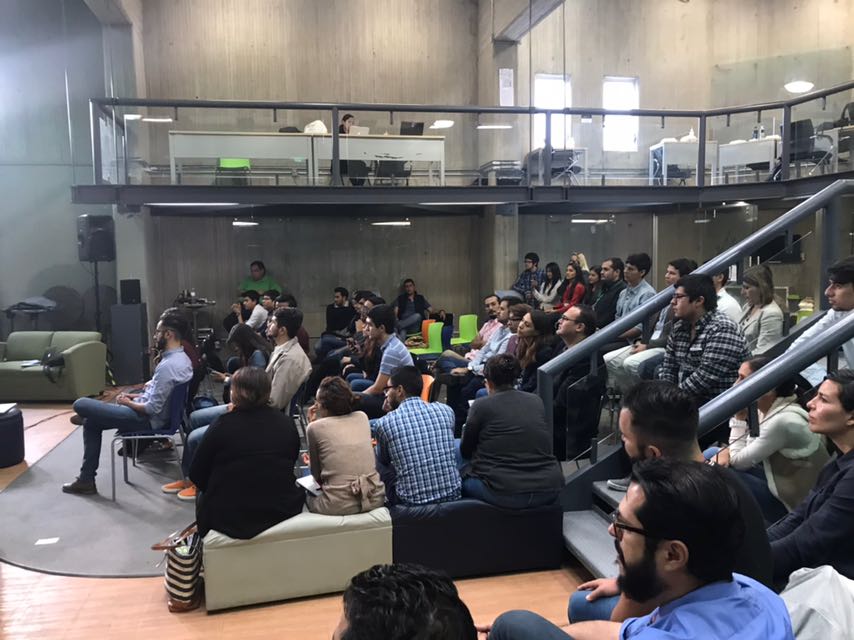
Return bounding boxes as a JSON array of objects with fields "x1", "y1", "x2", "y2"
[{"x1": 400, "y1": 121, "x2": 424, "y2": 136}]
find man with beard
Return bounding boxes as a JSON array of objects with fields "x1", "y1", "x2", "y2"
[
  {"x1": 482, "y1": 459, "x2": 793, "y2": 640},
  {"x1": 574, "y1": 381, "x2": 772, "y2": 624},
  {"x1": 63, "y1": 313, "x2": 193, "y2": 495}
]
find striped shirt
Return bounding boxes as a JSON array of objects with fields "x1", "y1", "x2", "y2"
[
  {"x1": 374, "y1": 397, "x2": 461, "y2": 505},
  {"x1": 378, "y1": 335, "x2": 414, "y2": 376}
]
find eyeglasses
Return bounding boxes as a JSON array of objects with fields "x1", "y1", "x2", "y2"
[
  {"x1": 671, "y1": 293, "x2": 689, "y2": 301},
  {"x1": 383, "y1": 384, "x2": 397, "y2": 394},
  {"x1": 610, "y1": 510, "x2": 656, "y2": 542}
]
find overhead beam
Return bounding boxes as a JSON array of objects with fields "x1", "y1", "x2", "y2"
[
  {"x1": 83, "y1": 0, "x2": 132, "y2": 25},
  {"x1": 494, "y1": 0, "x2": 564, "y2": 43}
]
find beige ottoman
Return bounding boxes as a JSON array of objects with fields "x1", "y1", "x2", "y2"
[{"x1": 202, "y1": 508, "x2": 392, "y2": 611}]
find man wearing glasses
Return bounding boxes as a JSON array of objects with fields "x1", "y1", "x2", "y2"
[{"x1": 482, "y1": 458, "x2": 792, "y2": 640}]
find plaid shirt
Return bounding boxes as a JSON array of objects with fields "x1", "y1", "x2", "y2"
[
  {"x1": 374, "y1": 397, "x2": 461, "y2": 505},
  {"x1": 658, "y1": 310, "x2": 749, "y2": 401},
  {"x1": 512, "y1": 268, "x2": 545, "y2": 303}
]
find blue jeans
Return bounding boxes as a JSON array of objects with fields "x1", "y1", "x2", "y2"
[
  {"x1": 350, "y1": 377, "x2": 374, "y2": 392},
  {"x1": 461, "y1": 477, "x2": 559, "y2": 509},
  {"x1": 397, "y1": 313, "x2": 423, "y2": 338},
  {"x1": 489, "y1": 610, "x2": 574, "y2": 640},
  {"x1": 182, "y1": 425, "x2": 209, "y2": 477},
  {"x1": 568, "y1": 591, "x2": 619, "y2": 623},
  {"x1": 435, "y1": 353, "x2": 466, "y2": 374},
  {"x1": 182, "y1": 404, "x2": 229, "y2": 477},
  {"x1": 189, "y1": 403, "x2": 229, "y2": 431},
  {"x1": 315, "y1": 335, "x2": 346, "y2": 361},
  {"x1": 73, "y1": 397, "x2": 152, "y2": 482}
]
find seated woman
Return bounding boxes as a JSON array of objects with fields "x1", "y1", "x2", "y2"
[
  {"x1": 189, "y1": 366, "x2": 304, "y2": 540},
  {"x1": 714, "y1": 356, "x2": 828, "y2": 523},
  {"x1": 515, "y1": 309, "x2": 558, "y2": 393},
  {"x1": 768, "y1": 369, "x2": 854, "y2": 586},
  {"x1": 739, "y1": 264, "x2": 785, "y2": 355},
  {"x1": 458, "y1": 354, "x2": 564, "y2": 509},
  {"x1": 532, "y1": 262, "x2": 564, "y2": 311},
  {"x1": 212, "y1": 323, "x2": 272, "y2": 401},
  {"x1": 552, "y1": 261, "x2": 587, "y2": 314},
  {"x1": 305, "y1": 376, "x2": 385, "y2": 515},
  {"x1": 583, "y1": 265, "x2": 602, "y2": 306}
]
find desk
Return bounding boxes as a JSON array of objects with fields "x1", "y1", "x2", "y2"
[
  {"x1": 312, "y1": 134, "x2": 445, "y2": 185},
  {"x1": 648, "y1": 141, "x2": 718, "y2": 185},
  {"x1": 717, "y1": 138, "x2": 778, "y2": 183},
  {"x1": 169, "y1": 131, "x2": 314, "y2": 184}
]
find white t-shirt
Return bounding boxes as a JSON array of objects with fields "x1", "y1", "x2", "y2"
[
  {"x1": 789, "y1": 308, "x2": 854, "y2": 386},
  {"x1": 717, "y1": 289, "x2": 742, "y2": 324},
  {"x1": 245, "y1": 304, "x2": 269, "y2": 330}
]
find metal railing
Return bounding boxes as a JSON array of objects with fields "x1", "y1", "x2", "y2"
[
  {"x1": 88, "y1": 78, "x2": 854, "y2": 186},
  {"x1": 537, "y1": 178, "x2": 854, "y2": 431}
]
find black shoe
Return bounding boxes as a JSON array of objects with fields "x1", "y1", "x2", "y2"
[
  {"x1": 70, "y1": 414, "x2": 84, "y2": 426},
  {"x1": 62, "y1": 477, "x2": 97, "y2": 495},
  {"x1": 607, "y1": 474, "x2": 631, "y2": 492},
  {"x1": 116, "y1": 439, "x2": 153, "y2": 457}
]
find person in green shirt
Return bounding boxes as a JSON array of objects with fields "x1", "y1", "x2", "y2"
[{"x1": 225, "y1": 261, "x2": 283, "y2": 331}]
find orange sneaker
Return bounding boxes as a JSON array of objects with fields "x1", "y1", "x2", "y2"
[
  {"x1": 161, "y1": 479, "x2": 189, "y2": 494},
  {"x1": 177, "y1": 484, "x2": 197, "y2": 501}
]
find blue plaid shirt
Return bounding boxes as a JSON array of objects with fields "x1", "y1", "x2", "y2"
[{"x1": 374, "y1": 397, "x2": 461, "y2": 505}]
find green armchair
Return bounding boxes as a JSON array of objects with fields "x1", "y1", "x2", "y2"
[{"x1": 0, "y1": 331, "x2": 106, "y2": 402}]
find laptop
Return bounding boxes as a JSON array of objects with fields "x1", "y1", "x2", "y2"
[
  {"x1": 348, "y1": 125, "x2": 370, "y2": 136},
  {"x1": 400, "y1": 121, "x2": 425, "y2": 136}
]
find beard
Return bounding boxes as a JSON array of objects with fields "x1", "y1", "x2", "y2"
[
  {"x1": 155, "y1": 336, "x2": 168, "y2": 351},
  {"x1": 615, "y1": 538, "x2": 667, "y2": 603}
]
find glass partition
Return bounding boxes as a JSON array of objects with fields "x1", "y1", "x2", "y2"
[
  {"x1": 790, "y1": 85, "x2": 854, "y2": 179},
  {"x1": 707, "y1": 109, "x2": 785, "y2": 184}
]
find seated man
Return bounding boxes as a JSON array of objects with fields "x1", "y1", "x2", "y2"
[
  {"x1": 593, "y1": 257, "x2": 628, "y2": 329},
  {"x1": 485, "y1": 458, "x2": 793, "y2": 640},
  {"x1": 434, "y1": 294, "x2": 502, "y2": 373},
  {"x1": 275, "y1": 292, "x2": 310, "y2": 354},
  {"x1": 393, "y1": 278, "x2": 433, "y2": 340},
  {"x1": 657, "y1": 274, "x2": 749, "y2": 405},
  {"x1": 231, "y1": 290, "x2": 268, "y2": 331},
  {"x1": 63, "y1": 314, "x2": 193, "y2": 495},
  {"x1": 224, "y1": 260, "x2": 282, "y2": 331},
  {"x1": 353, "y1": 304, "x2": 414, "y2": 418},
  {"x1": 373, "y1": 366, "x2": 461, "y2": 506},
  {"x1": 333, "y1": 563, "x2": 476, "y2": 640},
  {"x1": 713, "y1": 270, "x2": 742, "y2": 323},
  {"x1": 511, "y1": 252, "x2": 545, "y2": 306},
  {"x1": 164, "y1": 307, "x2": 311, "y2": 501},
  {"x1": 315, "y1": 287, "x2": 357, "y2": 361},
  {"x1": 575, "y1": 381, "x2": 772, "y2": 623}
]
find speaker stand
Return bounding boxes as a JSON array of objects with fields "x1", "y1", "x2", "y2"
[{"x1": 90, "y1": 260, "x2": 102, "y2": 333}]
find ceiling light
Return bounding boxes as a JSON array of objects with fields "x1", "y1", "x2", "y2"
[
  {"x1": 419, "y1": 202, "x2": 508, "y2": 206},
  {"x1": 784, "y1": 80, "x2": 814, "y2": 94},
  {"x1": 232, "y1": 220, "x2": 259, "y2": 227},
  {"x1": 570, "y1": 218, "x2": 611, "y2": 224},
  {"x1": 124, "y1": 114, "x2": 142, "y2": 121},
  {"x1": 693, "y1": 219, "x2": 711, "y2": 224},
  {"x1": 142, "y1": 117, "x2": 174, "y2": 123},
  {"x1": 370, "y1": 220, "x2": 411, "y2": 227},
  {"x1": 429, "y1": 119, "x2": 455, "y2": 129},
  {"x1": 147, "y1": 202, "x2": 239, "y2": 206},
  {"x1": 477, "y1": 124, "x2": 513, "y2": 130}
]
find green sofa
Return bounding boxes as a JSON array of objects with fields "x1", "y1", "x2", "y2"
[{"x1": 0, "y1": 331, "x2": 106, "y2": 402}]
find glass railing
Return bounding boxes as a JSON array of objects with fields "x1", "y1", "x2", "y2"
[{"x1": 86, "y1": 80, "x2": 854, "y2": 188}]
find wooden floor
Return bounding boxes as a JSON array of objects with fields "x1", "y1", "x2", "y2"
[{"x1": 0, "y1": 404, "x2": 587, "y2": 639}]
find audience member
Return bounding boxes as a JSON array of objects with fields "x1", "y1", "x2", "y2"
[
  {"x1": 63, "y1": 314, "x2": 194, "y2": 495},
  {"x1": 274, "y1": 292, "x2": 311, "y2": 354},
  {"x1": 503, "y1": 302, "x2": 530, "y2": 358},
  {"x1": 658, "y1": 274, "x2": 749, "y2": 404},
  {"x1": 552, "y1": 261, "x2": 587, "y2": 314},
  {"x1": 739, "y1": 264, "x2": 785, "y2": 354},
  {"x1": 582, "y1": 265, "x2": 602, "y2": 305},
  {"x1": 189, "y1": 367, "x2": 304, "y2": 539},
  {"x1": 511, "y1": 252, "x2": 545, "y2": 305},
  {"x1": 487, "y1": 459, "x2": 792, "y2": 640},
  {"x1": 593, "y1": 257, "x2": 627, "y2": 328},
  {"x1": 355, "y1": 304, "x2": 414, "y2": 418},
  {"x1": 305, "y1": 377, "x2": 385, "y2": 515},
  {"x1": 551, "y1": 304, "x2": 606, "y2": 460},
  {"x1": 533, "y1": 262, "x2": 564, "y2": 310},
  {"x1": 315, "y1": 287, "x2": 358, "y2": 361},
  {"x1": 373, "y1": 366, "x2": 461, "y2": 505},
  {"x1": 787, "y1": 256, "x2": 854, "y2": 386},
  {"x1": 587, "y1": 382, "x2": 772, "y2": 622},
  {"x1": 458, "y1": 354, "x2": 563, "y2": 508},
  {"x1": 232, "y1": 290, "x2": 268, "y2": 331},
  {"x1": 607, "y1": 257, "x2": 696, "y2": 392},
  {"x1": 712, "y1": 270, "x2": 743, "y2": 323},
  {"x1": 224, "y1": 260, "x2": 282, "y2": 330},
  {"x1": 434, "y1": 294, "x2": 502, "y2": 373},
  {"x1": 574, "y1": 252, "x2": 590, "y2": 274},
  {"x1": 768, "y1": 369, "x2": 854, "y2": 585},
  {"x1": 710, "y1": 356, "x2": 828, "y2": 523},
  {"x1": 211, "y1": 323, "x2": 271, "y2": 402},
  {"x1": 393, "y1": 278, "x2": 433, "y2": 340},
  {"x1": 332, "y1": 563, "x2": 476, "y2": 640},
  {"x1": 338, "y1": 113, "x2": 368, "y2": 186},
  {"x1": 516, "y1": 309, "x2": 558, "y2": 392}
]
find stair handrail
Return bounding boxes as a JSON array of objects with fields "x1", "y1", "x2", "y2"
[{"x1": 537, "y1": 179, "x2": 854, "y2": 430}]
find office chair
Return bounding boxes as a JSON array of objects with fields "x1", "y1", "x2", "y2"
[
  {"x1": 652, "y1": 154, "x2": 691, "y2": 186},
  {"x1": 374, "y1": 160, "x2": 411, "y2": 186},
  {"x1": 215, "y1": 157, "x2": 251, "y2": 186},
  {"x1": 770, "y1": 119, "x2": 833, "y2": 180}
]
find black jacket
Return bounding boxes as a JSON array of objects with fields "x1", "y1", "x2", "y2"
[{"x1": 593, "y1": 280, "x2": 627, "y2": 328}]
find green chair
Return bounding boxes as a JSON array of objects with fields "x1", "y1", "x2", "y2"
[
  {"x1": 409, "y1": 322, "x2": 444, "y2": 358},
  {"x1": 216, "y1": 158, "x2": 251, "y2": 185},
  {"x1": 450, "y1": 314, "x2": 478, "y2": 346}
]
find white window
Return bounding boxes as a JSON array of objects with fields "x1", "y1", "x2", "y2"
[
  {"x1": 533, "y1": 73, "x2": 572, "y2": 149},
  {"x1": 602, "y1": 76, "x2": 639, "y2": 152}
]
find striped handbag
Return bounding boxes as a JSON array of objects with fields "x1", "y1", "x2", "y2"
[{"x1": 152, "y1": 523, "x2": 203, "y2": 612}]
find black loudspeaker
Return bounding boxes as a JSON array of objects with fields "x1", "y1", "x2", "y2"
[
  {"x1": 110, "y1": 303, "x2": 150, "y2": 385},
  {"x1": 120, "y1": 279, "x2": 141, "y2": 305},
  {"x1": 77, "y1": 214, "x2": 115, "y2": 262}
]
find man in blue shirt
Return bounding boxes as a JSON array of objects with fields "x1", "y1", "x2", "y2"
[
  {"x1": 373, "y1": 366, "x2": 460, "y2": 505},
  {"x1": 356, "y1": 304, "x2": 414, "y2": 418},
  {"x1": 482, "y1": 458, "x2": 793, "y2": 640},
  {"x1": 63, "y1": 313, "x2": 193, "y2": 495}
]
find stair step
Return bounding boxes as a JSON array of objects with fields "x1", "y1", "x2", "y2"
[
  {"x1": 563, "y1": 510, "x2": 617, "y2": 579},
  {"x1": 592, "y1": 480, "x2": 626, "y2": 510}
]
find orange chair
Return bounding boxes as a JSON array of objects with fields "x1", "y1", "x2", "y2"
[
  {"x1": 421, "y1": 374, "x2": 435, "y2": 402},
  {"x1": 421, "y1": 319, "x2": 436, "y2": 343}
]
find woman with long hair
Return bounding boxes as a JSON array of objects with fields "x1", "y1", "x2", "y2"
[
  {"x1": 553, "y1": 261, "x2": 587, "y2": 314},
  {"x1": 305, "y1": 377, "x2": 385, "y2": 515},
  {"x1": 515, "y1": 309, "x2": 558, "y2": 392},
  {"x1": 533, "y1": 262, "x2": 564, "y2": 310},
  {"x1": 739, "y1": 264, "x2": 785, "y2": 354},
  {"x1": 583, "y1": 266, "x2": 603, "y2": 305}
]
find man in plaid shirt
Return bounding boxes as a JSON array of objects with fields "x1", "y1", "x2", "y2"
[
  {"x1": 511, "y1": 252, "x2": 545, "y2": 305},
  {"x1": 658, "y1": 274, "x2": 749, "y2": 404},
  {"x1": 373, "y1": 366, "x2": 461, "y2": 505}
]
